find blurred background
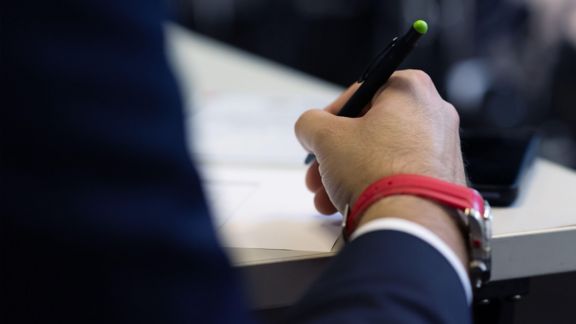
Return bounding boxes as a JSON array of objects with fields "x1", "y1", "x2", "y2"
[
  {"x1": 169, "y1": 1, "x2": 576, "y2": 323},
  {"x1": 170, "y1": 0, "x2": 576, "y2": 169}
]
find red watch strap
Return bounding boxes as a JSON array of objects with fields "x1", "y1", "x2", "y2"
[{"x1": 344, "y1": 174, "x2": 484, "y2": 240}]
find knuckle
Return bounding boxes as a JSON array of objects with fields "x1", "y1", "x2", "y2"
[
  {"x1": 444, "y1": 101, "x2": 461, "y2": 126},
  {"x1": 406, "y1": 69, "x2": 434, "y2": 87},
  {"x1": 295, "y1": 109, "x2": 317, "y2": 135},
  {"x1": 390, "y1": 69, "x2": 434, "y2": 92},
  {"x1": 294, "y1": 110, "x2": 308, "y2": 132},
  {"x1": 295, "y1": 109, "x2": 337, "y2": 148}
]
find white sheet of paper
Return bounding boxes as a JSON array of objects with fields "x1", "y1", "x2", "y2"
[
  {"x1": 200, "y1": 166, "x2": 342, "y2": 252},
  {"x1": 186, "y1": 91, "x2": 333, "y2": 166},
  {"x1": 184, "y1": 91, "x2": 342, "y2": 252}
]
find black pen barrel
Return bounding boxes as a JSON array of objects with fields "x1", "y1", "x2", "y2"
[
  {"x1": 338, "y1": 27, "x2": 423, "y2": 118},
  {"x1": 304, "y1": 21, "x2": 427, "y2": 164}
]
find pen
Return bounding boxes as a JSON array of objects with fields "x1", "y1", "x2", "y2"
[{"x1": 304, "y1": 19, "x2": 429, "y2": 164}]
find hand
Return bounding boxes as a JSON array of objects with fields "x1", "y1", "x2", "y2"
[{"x1": 295, "y1": 70, "x2": 466, "y2": 215}]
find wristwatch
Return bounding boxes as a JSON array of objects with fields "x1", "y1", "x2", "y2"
[{"x1": 342, "y1": 174, "x2": 492, "y2": 289}]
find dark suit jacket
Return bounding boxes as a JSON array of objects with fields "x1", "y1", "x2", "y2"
[{"x1": 1, "y1": 0, "x2": 470, "y2": 323}]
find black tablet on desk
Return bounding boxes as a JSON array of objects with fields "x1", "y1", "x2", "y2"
[{"x1": 461, "y1": 129, "x2": 539, "y2": 207}]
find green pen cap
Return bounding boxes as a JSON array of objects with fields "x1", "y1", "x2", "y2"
[{"x1": 412, "y1": 20, "x2": 428, "y2": 34}]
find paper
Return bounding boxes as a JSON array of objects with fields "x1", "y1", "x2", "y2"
[
  {"x1": 200, "y1": 165, "x2": 342, "y2": 252},
  {"x1": 186, "y1": 91, "x2": 333, "y2": 166},
  {"x1": 204, "y1": 180, "x2": 259, "y2": 228},
  {"x1": 186, "y1": 91, "x2": 342, "y2": 252}
]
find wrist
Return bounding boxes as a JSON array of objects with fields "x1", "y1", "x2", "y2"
[
  {"x1": 348, "y1": 167, "x2": 467, "y2": 210},
  {"x1": 342, "y1": 173, "x2": 491, "y2": 287}
]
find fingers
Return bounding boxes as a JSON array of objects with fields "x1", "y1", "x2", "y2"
[
  {"x1": 314, "y1": 187, "x2": 338, "y2": 215},
  {"x1": 305, "y1": 160, "x2": 322, "y2": 192},
  {"x1": 295, "y1": 83, "x2": 360, "y2": 153},
  {"x1": 294, "y1": 108, "x2": 344, "y2": 154},
  {"x1": 297, "y1": 85, "x2": 359, "y2": 215},
  {"x1": 305, "y1": 159, "x2": 337, "y2": 214}
]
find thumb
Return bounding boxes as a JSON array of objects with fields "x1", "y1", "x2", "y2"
[{"x1": 295, "y1": 109, "x2": 344, "y2": 154}]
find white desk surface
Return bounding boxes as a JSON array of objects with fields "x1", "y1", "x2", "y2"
[{"x1": 166, "y1": 24, "x2": 576, "y2": 308}]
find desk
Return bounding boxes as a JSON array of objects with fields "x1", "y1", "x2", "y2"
[{"x1": 166, "y1": 24, "x2": 576, "y2": 308}]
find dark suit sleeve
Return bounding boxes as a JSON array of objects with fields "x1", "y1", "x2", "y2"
[
  {"x1": 1, "y1": 1, "x2": 252, "y2": 323},
  {"x1": 284, "y1": 230, "x2": 471, "y2": 324}
]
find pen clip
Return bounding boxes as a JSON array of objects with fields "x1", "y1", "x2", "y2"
[{"x1": 358, "y1": 37, "x2": 398, "y2": 82}]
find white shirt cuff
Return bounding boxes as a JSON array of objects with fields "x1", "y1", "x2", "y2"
[{"x1": 351, "y1": 217, "x2": 472, "y2": 305}]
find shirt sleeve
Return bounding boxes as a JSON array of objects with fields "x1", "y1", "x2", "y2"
[{"x1": 351, "y1": 217, "x2": 472, "y2": 304}]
